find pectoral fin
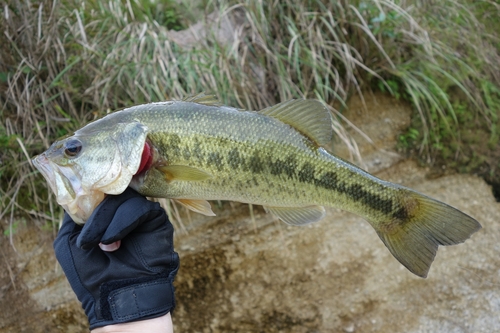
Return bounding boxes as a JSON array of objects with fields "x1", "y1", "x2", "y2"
[
  {"x1": 158, "y1": 165, "x2": 212, "y2": 182},
  {"x1": 264, "y1": 205, "x2": 326, "y2": 225},
  {"x1": 174, "y1": 199, "x2": 216, "y2": 216}
]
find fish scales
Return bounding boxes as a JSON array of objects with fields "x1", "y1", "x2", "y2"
[
  {"x1": 91, "y1": 100, "x2": 401, "y2": 220},
  {"x1": 126, "y1": 103, "x2": 401, "y2": 224},
  {"x1": 32, "y1": 95, "x2": 481, "y2": 278}
]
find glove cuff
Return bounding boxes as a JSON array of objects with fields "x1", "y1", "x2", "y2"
[{"x1": 90, "y1": 269, "x2": 178, "y2": 330}]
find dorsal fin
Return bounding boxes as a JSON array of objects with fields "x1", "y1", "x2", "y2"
[
  {"x1": 259, "y1": 99, "x2": 333, "y2": 147},
  {"x1": 183, "y1": 92, "x2": 222, "y2": 106}
]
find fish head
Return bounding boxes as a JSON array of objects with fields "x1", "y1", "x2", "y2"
[{"x1": 32, "y1": 121, "x2": 149, "y2": 224}]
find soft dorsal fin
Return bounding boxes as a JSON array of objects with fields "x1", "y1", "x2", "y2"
[
  {"x1": 259, "y1": 99, "x2": 333, "y2": 147},
  {"x1": 183, "y1": 92, "x2": 222, "y2": 106}
]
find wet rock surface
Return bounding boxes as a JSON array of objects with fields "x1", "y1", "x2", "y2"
[{"x1": 1, "y1": 94, "x2": 498, "y2": 332}]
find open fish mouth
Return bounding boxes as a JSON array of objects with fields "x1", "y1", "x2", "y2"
[
  {"x1": 32, "y1": 154, "x2": 60, "y2": 198},
  {"x1": 32, "y1": 153, "x2": 102, "y2": 224},
  {"x1": 33, "y1": 154, "x2": 78, "y2": 202}
]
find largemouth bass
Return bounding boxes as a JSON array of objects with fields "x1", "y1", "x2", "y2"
[{"x1": 32, "y1": 94, "x2": 481, "y2": 277}]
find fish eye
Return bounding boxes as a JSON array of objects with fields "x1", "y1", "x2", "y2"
[{"x1": 64, "y1": 139, "x2": 82, "y2": 157}]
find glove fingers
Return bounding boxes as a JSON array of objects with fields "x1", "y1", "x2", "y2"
[
  {"x1": 59, "y1": 212, "x2": 81, "y2": 236},
  {"x1": 100, "y1": 197, "x2": 163, "y2": 244},
  {"x1": 77, "y1": 188, "x2": 141, "y2": 249},
  {"x1": 54, "y1": 212, "x2": 82, "y2": 252}
]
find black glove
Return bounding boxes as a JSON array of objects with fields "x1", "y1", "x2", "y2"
[{"x1": 54, "y1": 188, "x2": 179, "y2": 330}]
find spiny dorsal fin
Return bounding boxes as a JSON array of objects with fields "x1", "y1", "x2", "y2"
[
  {"x1": 259, "y1": 99, "x2": 333, "y2": 147},
  {"x1": 183, "y1": 92, "x2": 222, "y2": 106}
]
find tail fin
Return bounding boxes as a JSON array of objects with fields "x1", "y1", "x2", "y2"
[{"x1": 375, "y1": 193, "x2": 481, "y2": 278}]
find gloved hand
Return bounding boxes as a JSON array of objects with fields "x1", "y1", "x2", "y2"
[{"x1": 54, "y1": 188, "x2": 179, "y2": 330}]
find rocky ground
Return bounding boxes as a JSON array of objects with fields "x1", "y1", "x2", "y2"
[{"x1": 1, "y1": 94, "x2": 498, "y2": 332}]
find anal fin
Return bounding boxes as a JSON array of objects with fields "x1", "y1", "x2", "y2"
[{"x1": 264, "y1": 205, "x2": 326, "y2": 226}]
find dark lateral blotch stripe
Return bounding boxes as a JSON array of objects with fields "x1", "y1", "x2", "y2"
[
  {"x1": 295, "y1": 163, "x2": 394, "y2": 215},
  {"x1": 348, "y1": 184, "x2": 393, "y2": 215},
  {"x1": 227, "y1": 148, "x2": 244, "y2": 170},
  {"x1": 222, "y1": 147, "x2": 396, "y2": 216},
  {"x1": 193, "y1": 140, "x2": 205, "y2": 163},
  {"x1": 207, "y1": 152, "x2": 224, "y2": 171},
  {"x1": 314, "y1": 171, "x2": 338, "y2": 190},
  {"x1": 298, "y1": 163, "x2": 315, "y2": 183},
  {"x1": 392, "y1": 206, "x2": 409, "y2": 220},
  {"x1": 249, "y1": 154, "x2": 264, "y2": 173},
  {"x1": 269, "y1": 156, "x2": 297, "y2": 178}
]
